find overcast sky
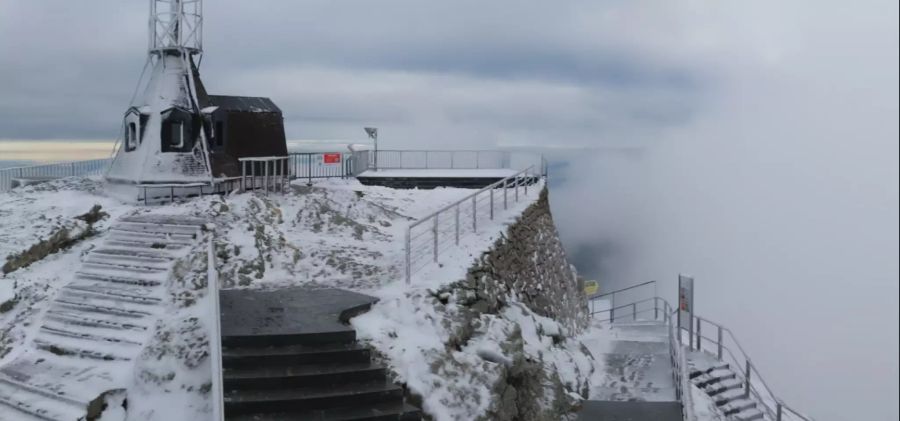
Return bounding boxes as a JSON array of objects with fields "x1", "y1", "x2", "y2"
[{"x1": 1, "y1": 1, "x2": 898, "y2": 420}]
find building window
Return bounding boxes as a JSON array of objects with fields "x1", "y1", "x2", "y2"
[
  {"x1": 125, "y1": 122, "x2": 138, "y2": 151},
  {"x1": 171, "y1": 121, "x2": 184, "y2": 148}
]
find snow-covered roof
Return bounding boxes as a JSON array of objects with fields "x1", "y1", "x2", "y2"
[{"x1": 207, "y1": 95, "x2": 281, "y2": 113}]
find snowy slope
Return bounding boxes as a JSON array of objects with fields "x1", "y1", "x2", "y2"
[{"x1": 0, "y1": 175, "x2": 592, "y2": 421}]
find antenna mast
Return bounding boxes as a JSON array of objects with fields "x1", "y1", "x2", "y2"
[{"x1": 149, "y1": 0, "x2": 203, "y2": 55}]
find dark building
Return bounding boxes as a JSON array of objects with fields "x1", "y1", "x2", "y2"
[{"x1": 204, "y1": 95, "x2": 288, "y2": 177}]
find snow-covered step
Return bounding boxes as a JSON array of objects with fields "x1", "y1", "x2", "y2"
[
  {"x1": 33, "y1": 339, "x2": 132, "y2": 361},
  {"x1": 90, "y1": 248, "x2": 174, "y2": 262},
  {"x1": 44, "y1": 309, "x2": 150, "y2": 332},
  {"x1": 38, "y1": 323, "x2": 144, "y2": 347},
  {"x1": 54, "y1": 298, "x2": 155, "y2": 319},
  {"x1": 115, "y1": 221, "x2": 203, "y2": 236},
  {"x1": 0, "y1": 377, "x2": 84, "y2": 421},
  {"x1": 64, "y1": 281, "x2": 161, "y2": 301},
  {"x1": 722, "y1": 398, "x2": 757, "y2": 415},
  {"x1": 694, "y1": 368, "x2": 737, "y2": 387},
  {"x1": 714, "y1": 388, "x2": 750, "y2": 406},
  {"x1": 107, "y1": 230, "x2": 195, "y2": 246},
  {"x1": 705, "y1": 378, "x2": 744, "y2": 396},
  {"x1": 75, "y1": 271, "x2": 163, "y2": 287},
  {"x1": 109, "y1": 227, "x2": 196, "y2": 242},
  {"x1": 732, "y1": 407, "x2": 765, "y2": 421},
  {"x1": 82, "y1": 256, "x2": 171, "y2": 272},
  {"x1": 60, "y1": 286, "x2": 161, "y2": 306},
  {"x1": 104, "y1": 239, "x2": 188, "y2": 251}
]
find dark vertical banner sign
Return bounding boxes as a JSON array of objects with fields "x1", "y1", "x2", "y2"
[{"x1": 678, "y1": 274, "x2": 694, "y2": 346}]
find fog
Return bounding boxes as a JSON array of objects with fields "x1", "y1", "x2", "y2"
[{"x1": 551, "y1": 5, "x2": 899, "y2": 419}]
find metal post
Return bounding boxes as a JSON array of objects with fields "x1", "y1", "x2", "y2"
[
  {"x1": 404, "y1": 229, "x2": 411, "y2": 284},
  {"x1": 524, "y1": 168, "x2": 529, "y2": 195},
  {"x1": 241, "y1": 161, "x2": 246, "y2": 191},
  {"x1": 744, "y1": 361, "x2": 752, "y2": 396},
  {"x1": 476, "y1": 151, "x2": 480, "y2": 169},
  {"x1": 696, "y1": 318, "x2": 702, "y2": 351},
  {"x1": 632, "y1": 302, "x2": 636, "y2": 320},
  {"x1": 611, "y1": 292, "x2": 615, "y2": 323},
  {"x1": 503, "y1": 179, "x2": 508, "y2": 210},
  {"x1": 170, "y1": 187, "x2": 174, "y2": 203},
  {"x1": 717, "y1": 325, "x2": 724, "y2": 360},
  {"x1": 454, "y1": 204, "x2": 460, "y2": 245},
  {"x1": 432, "y1": 216, "x2": 439, "y2": 262},
  {"x1": 776, "y1": 403, "x2": 783, "y2": 421},
  {"x1": 308, "y1": 154, "x2": 313, "y2": 186},
  {"x1": 489, "y1": 188, "x2": 494, "y2": 220},
  {"x1": 264, "y1": 160, "x2": 269, "y2": 194},
  {"x1": 450, "y1": 152, "x2": 454, "y2": 169},
  {"x1": 515, "y1": 177, "x2": 520, "y2": 202},
  {"x1": 472, "y1": 196, "x2": 477, "y2": 233},
  {"x1": 654, "y1": 297, "x2": 658, "y2": 320}
]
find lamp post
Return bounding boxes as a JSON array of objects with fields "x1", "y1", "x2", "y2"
[{"x1": 364, "y1": 127, "x2": 378, "y2": 171}]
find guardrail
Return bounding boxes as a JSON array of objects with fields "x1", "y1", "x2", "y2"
[
  {"x1": 0, "y1": 158, "x2": 111, "y2": 192},
  {"x1": 206, "y1": 227, "x2": 225, "y2": 421},
  {"x1": 588, "y1": 281, "x2": 811, "y2": 421},
  {"x1": 350, "y1": 150, "x2": 547, "y2": 176},
  {"x1": 403, "y1": 165, "x2": 541, "y2": 283}
]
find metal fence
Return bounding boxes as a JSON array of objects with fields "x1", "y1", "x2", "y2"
[
  {"x1": 588, "y1": 281, "x2": 811, "y2": 421},
  {"x1": 0, "y1": 158, "x2": 112, "y2": 192},
  {"x1": 350, "y1": 150, "x2": 547, "y2": 176},
  {"x1": 403, "y1": 166, "x2": 541, "y2": 283},
  {"x1": 287, "y1": 152, "x2": 353, "y2": 183},
  {"x1": 206, "y1": 229, "x2": 225, "y2": 421}
]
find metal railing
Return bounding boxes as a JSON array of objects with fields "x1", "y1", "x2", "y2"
[
  {"x1": 287, "y1": 152, "x2": 352, "y2": 184},
  {"x1": 207, "y1": 227, "x2": 225, "y2": 421},
  {"x1": 588, "y1": 281, "x2": 811, "y2": 421},
  {"x1": 0, "y1": 158, "x2": 111, "y2": 192},
  {"x1": 350, "y1": 149, "x2": 548, "y2": 176},
  {"x1": 683, "y1": 314, "x2": 811, "y2": 421},
  {"x1": 238, "y1": 156, "x2": 290, "y2": 194},
  {"x1": 403, "y1": 165, "x2": 542, "y2": 283}
]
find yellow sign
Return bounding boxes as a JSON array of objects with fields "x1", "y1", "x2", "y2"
[{"x1": 584, "y1": 280, "x2": 599, "y2": 296}]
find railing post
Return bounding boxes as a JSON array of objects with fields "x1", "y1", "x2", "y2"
[
  {"x1": 610, "y1": 292, "x2": 616, "y2": 323},
  {"x1": 489, "y1": 188, "x2": 494, "y2": 220},
  {"x1": 632, "y1": 302, "x2": 636, "y2": 320},
  {"x1": 472, "y1": 196, "x2": 477, "y2": 233},
  {"x1": 264, "y1": 160, "x2": 269, "y2": 194},
  {"x1": 454, "y1": 204, "x2": 460, "y2": 245},
  {"x1": 696, "y1": 319, "x2": 702, "y2": 351},
  {"x1": 524, "y1": 168, "x2": 529, "y2": 196},
  {"x1": 404, "y1": 228, "x2": 411, "y2": 284},
  {"x1": 717, "y1": 325, "x2": 724, "y2": 360},
  {"x1": 776, "y1": 403, "x2": 783, "y2": 421},
  {"x1": 503, "y1": 179, "x2": 508, "y2": 210},
  {"x1": 654, "y1": 297, "x2": 658, "y2": 320},
  {"x1": 432, "y1": 216, "x2": 439, "y2": 262},
  {"x1": 515, "y1": 176, "x2": 520, "y2": 202},
  {"x1": 476, "y1": 151, "x2": 480, "y2": 169},
  {"x1": 241, "y1": 161, "x2": 246, "y2": 191},
  {"x1": 744, "y1": 360, "x2": 752, "y2": 396}
]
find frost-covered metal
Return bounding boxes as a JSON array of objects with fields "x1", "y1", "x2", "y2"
[{"x1": 150, "y1": 0, "x2": 203, "y2": 54}]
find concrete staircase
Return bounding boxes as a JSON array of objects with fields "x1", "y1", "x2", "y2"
[
  {"x1": 219, "y1": 287, "x2": 421, "y2": 421},
  {"x1": 689, "y1": 362, "x2": 766, "y2": 421},
  {"x1": 0, "y1": 215, "x2": 207, "y2": 421},
  {"x1": 221, "y1": 327, "x2": 421, "y2": 421}
]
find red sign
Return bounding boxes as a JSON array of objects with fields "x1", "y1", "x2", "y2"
[{"x1": 323, "y1": 153, "x2": 341, "y2": 164}]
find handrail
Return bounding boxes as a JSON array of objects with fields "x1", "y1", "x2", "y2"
[
  {"x1": 207, "y1": 228, "x2": 225, "y2": 421},
  {"x1": 404, "y1": 165, "x2": 541, "y2": 283},
  {"x1": 591, "y1": 280, "x2": 656, "y2": 299},
  {"x1": 687, "y1": 313, "x2": 813, "y2": 421}
]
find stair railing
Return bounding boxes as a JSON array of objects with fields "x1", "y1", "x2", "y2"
[
  {"x1": 685, "y1": 314, "x2": 812, "y2": 421},
  {"x1": 207, "y1": 228, "x2": 225, "y2": 421}
]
